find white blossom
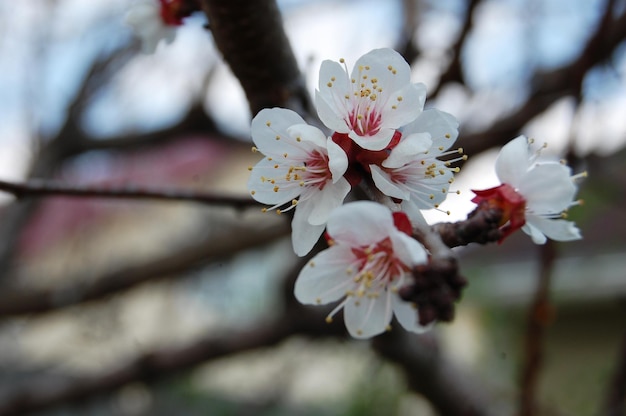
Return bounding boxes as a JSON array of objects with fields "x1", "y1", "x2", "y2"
[
  {"x1": 294, "y1": 201, "x2": 429, "y2": 339},
  {"x1": 316, "y1": 48, "x2": 426, "y2": 151},
  {"x1": 247, "y1": 108, "x2": 350, "y2": 256},
  {"x1": 494, "y1": 135, "x2": 583, "y2": 244}
]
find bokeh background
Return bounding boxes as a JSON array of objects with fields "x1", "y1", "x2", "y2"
[{"x1": 0, "y1": 0, "x2": 625, "y2": 415}]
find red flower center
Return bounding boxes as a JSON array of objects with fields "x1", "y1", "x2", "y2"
[{"x1": 471, "y1": 183, "x2": 527, "y2": 241}]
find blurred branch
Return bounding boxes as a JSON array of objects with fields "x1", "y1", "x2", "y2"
[
  {"x1": 459, "y1": 0, "x2": 624, "y2": 157},
  {"x1": 603, "y1": 314, "x2": 626, "y2": 416},
  {"x1": 0, "y1": 220, "x2": 288, "y2": 318},
  {"x1": 428, "y1": 0, "x2": 481, "y2": 99},
  {"x1": 0, "y1": 179, "x2": 257, "y2": 209},
  {"x1": 373, "y1": 330, "x2": 503, "y2": 416},
  {"x1": 0, "y1": 254, "x2": 499, "y2": 416},
  {"x1": 0, "y1": 316, "x2": 296, "y2": 416},
  {"x1": 396, "y1": 0, "x2": 420, "y2": 63},
  {"x1": 201, "y1": 0, "x2": 313, "y2": 117},
  {"x1": 0, "y1": 42, "x2": 142, "y2": 278},
  {"x1": 519, "y1": 241, "x2": 557, "y2": 416}
]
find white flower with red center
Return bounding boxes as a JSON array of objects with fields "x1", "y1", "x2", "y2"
[
  {"x1": 369, "y1": 109, "x2": 464, "y2": 221},
  {"x1": 247, "y1": 108, "x2": 350, "y2": 256},
  {"x1": 294, "y1": 201, "x2": 429, "y2": 339},
  {"x1": 316, "y1": 48, "x2": 427, "y2": 151},
  {"x1": 125, "y1": 0, "x2": 187, "y2": 54},
  {"x1": 472, "y1": 135, "x2": 584, "y2": 244}
]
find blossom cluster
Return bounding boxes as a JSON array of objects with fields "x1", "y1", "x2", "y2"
[
  {"x1": 242, "y1": 48, "x2": 584, "y2": 339},
  {"x1": 123, "y1": 7, "x2": 587, "y2": 339}
]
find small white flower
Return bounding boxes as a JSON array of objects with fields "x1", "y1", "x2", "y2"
[
  {"x1": 493, "y1": 135, "x2": 583, "y2": 244},
  {"x1": 294, "y1": 201, "x2": 429, "y2": 339},
  {"x1": 125, "y1": 0, "x2": 177, "y2": 54},
  {"x1": 316, "y1": 48, "x2": 426, "y2": 151},
  {"x1": 247, "y1": 108, "x2": 350, "y2": 256},
  {"x1": 369, "y1": 109, "x2": 463, "y2": 222}
]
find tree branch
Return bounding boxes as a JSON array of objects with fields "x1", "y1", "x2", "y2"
[
  {"x1": 0, "y1": 220, "x2": 288, "y2": 318},
  {"x1": 458, "y1": 0, "x2": 625, "y2": 157},
  {"x1": 373, "y1": 330, "x2": 503, "y2": 416},
  {"x1": 0, "y1": 179, "x2": 257, "y2": 209},
  {"x1": 201, "y1": 0, "x2": 312, "y2": 116},
  {"x1": 519, "y1": 241, "x2": 557, "y2": 416}
]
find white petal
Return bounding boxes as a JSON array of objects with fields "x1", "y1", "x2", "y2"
[
  {"x1": 390, "y1": 231, "x2": 428, "y2": 267},
  {"x1": 521, "y1": 222, "x2": 548, "y2": 244},
  {"x1": 348, "y1": 128, "x2": 396, "y2": 151},
  {"x1": 519, "y1": 163, "x2": 577, "y2": 214},
  {"x1": 370, "y1": 165, "x2": 410, "y2": 200},
  {"x1": 344, "y1": 294, "x2": 390, "y2": 339},
  {"x1": 326, "y1": 201, "x2": 394, "y2": 246},
  {"x1": 403, "y1": 109, "x2": 459, "y2": 153},
  {"x1": 525, "y1": 215, "x2": 582, "y2": 243},
  {"x1": 294, "y1": 245, "x2": 356, "y2": 304},
  {"x1": 247, "y1": 158, "x2": 302, "y2": 204},
  {"x1": 327, "y1": 137, "x2": 349, "y2": 181},
  {"x1": 495, "y1": 135, "x2": 530, "y2": 186},
  {"x1": 315, "y1": 68, "x2": 351, "y2": 134},
  {"x1": 291, "y1": 205, "x2": 326, "y2": 256},
  {"x1": 287, "y1": 124, "x2": 327, "y2": 148},
  {"x1": 382, "y1": 132, "x2": 432, "y2": 168},
  {"x1": 251, "y1": 108, "x2": 307, "y2": 156},
  {"x1": 379, "y1": 83, "x2": 425, "y2": 130},
  {"x1": 400, "y1": 201, "x2": 427, "y2": 226},
  {"x1": 306, "y1": 178, "x2": 351, "y2": 225},
  {"x1": 392, "y1": 294, "x2": 430, "y2": 334},
  {"x1": 354, "y1": 48, "x2": 412, "y2": 94}
]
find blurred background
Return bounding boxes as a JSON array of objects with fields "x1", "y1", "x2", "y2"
[{"x1": 0, "y1": 0, "x2": 625, "y2": 415}]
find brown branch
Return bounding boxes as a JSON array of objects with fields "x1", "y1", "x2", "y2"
[
  {"x1": 0, "y1": 317, "x2": 297, "y2": 416},
  {"x1": 428, "y1": 0, "x2": 481, "y2": 99},
  {"x1": 519, "y1": 241, "x2": 557, "y2": 416},
  {"x1": 373, "y1": 330, "x2": 503, "y2": 416},
  {"x1": 602, "y1": 308, "x2": 626, "y2": 416},
  {"x1": 458, "y1": 0, "x2": 625, "y2": 157},
  {"x1": 433, "y1": 203, "x2": 504, "y2": 248},
  {"x1": 201, "y1": 0, "x2": 312, "y2": 116},
  {"x1": 0, "y1": 220, "x2": 288, "y2": 318},
  {"x1": 0, "y1": 179, "x2": 257, "y2": 209}
]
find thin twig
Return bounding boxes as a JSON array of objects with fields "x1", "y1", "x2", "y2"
[
  {"x1": 519, "y1": 241, "x2": 557, "y2": 416},
  {"x1": 0, "y1": 179, "x2": 257, "y2": 209},
  {"x1": 0, "y1": 221, "x2": 289, "y2": 318},
  {"x1": 603, "y1": 308, "x2": 626, "y2": 416}
]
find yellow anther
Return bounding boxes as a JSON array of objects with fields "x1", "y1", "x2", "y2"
[
  {"x1": 251, "y1": 146, "x2": 258, "y2": 153},
  {"x1": 309, "y1": 261, "x2": 315, "y2": 267},
  {"x1": 265, "y1": 121, "x2": 271, "y2": 127},
  {"x1": 325, "y1": 316, "x2": 333, "y2": 323},
  {"x1": 397, "y1": 96, "x2": 403, "y2": 102},
  {"x1": 283, "y1": 153, "x2": 288, "y2": 158},
  {"x1": 248, "y1": 166, "x2": 253, "y2": 171},
  {"x1": 445, "y1": 133, "x2": 451, "y2": 138},
  {"x1": 275, "y1": 135, "x2": 280, "y2": 140},
  {"x1": 273, "y1": 186, "x2": 279, "y2": 192},
  {"x1": 316, "y1": 298, "x2": 321, "y2": 304},
  {"x1": 250, "y1": 190, "x2": 256, "y2": 195},
  {"x1": 327, "y1": 82, "x2": 333, "y2": 87},
  {"x1": 291, "y1": 199, "x2": 298, "y2": 205},
  {"x1": 385, "y1": 325, "x2": 392, "y2": 332}
]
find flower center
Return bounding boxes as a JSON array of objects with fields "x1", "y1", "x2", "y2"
[{"x1": 350, "y1": 237, "x2": 409, "y2": 293}]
